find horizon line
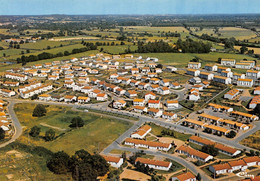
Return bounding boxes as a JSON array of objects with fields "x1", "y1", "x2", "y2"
[{"x1": 1, "y1": 13, "x2": 260, "y2": 16}]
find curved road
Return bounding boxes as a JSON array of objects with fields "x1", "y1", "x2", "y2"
[
  {"x1": 3, "y1": 98, "x2": 260, "y2": 181},
  {"x1": 0, "y1": 101, "x2": 23, "y2": 148}
]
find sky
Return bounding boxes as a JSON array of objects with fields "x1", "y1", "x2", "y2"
[{"x1": 0, "y1": 0, "x2": 260, "y2": 15}]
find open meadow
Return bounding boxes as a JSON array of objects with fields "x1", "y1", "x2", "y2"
[{"x1": 14, "y1": 103, "x2": 133, "y2": 155}]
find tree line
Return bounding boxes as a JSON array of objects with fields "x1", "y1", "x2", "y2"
[
  {"x1": 136, "y1": 39, "x2": 211, "y2": 53},
  {"x1": 16, "y1": 43, "x2": 97, "y2": 65},
  {"x1": 47, "y1": 149, "x2": 109, "y2": 181}
]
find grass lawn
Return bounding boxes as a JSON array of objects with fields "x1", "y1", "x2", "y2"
[
  {"x1": 147, "y1": 123, "x2": 191, "y2": 142},
  {"x1": 14, "y1": 103, "x2": 133, "y2": 155}
]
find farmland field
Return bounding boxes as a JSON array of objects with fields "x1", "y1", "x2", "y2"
[
  {"x1": 134, "y1": 52, "x2": 256, "y2": 67},
  {"x1": 14, "y1": 103, "x2": 133, "y2": 155},
  {"x1": 192, "y1": 27, "x2": 257, "y2": 40}
]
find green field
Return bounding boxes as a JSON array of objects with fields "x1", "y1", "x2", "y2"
[
  {"x1": 147, "y1": 122, "x2": 191, "y2": 142},
  {"x1": 20, "y1": 40, "x2": 77, "y2": 50},
  {"x1": 192, "y1": 27, "x2": 257, "y2": 41},
  {"x1": 14, "y1": 103, "x2": 133, "y2": 155},
  {"x1": 134, "y1": 52, "x2": 256, "y2": 67}
]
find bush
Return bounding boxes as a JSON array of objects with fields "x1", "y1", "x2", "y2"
[
  {"x1": 69, "y1": 116, "x2": 84, "y2": 128},
  {"x1": 29, "y1": 126, "x2": 41, "y2": 137},
  {"x1": 32, "y1": 104, "x2": 47, "y2": 117},
  {"x1": 0, "y1": 128, "x2": 5, "y2": 140},
  {"x1": 45, "y1": 129, "x2": 55, "y2": 141}
]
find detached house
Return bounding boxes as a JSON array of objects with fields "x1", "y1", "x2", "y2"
[
  {"x1": 113, "y1": 100, "x2": 126, "y2": 109},
  {"x1": 103, "y1": 155, "x2": 124, "y2": 168},
  {"x1": 166, "y1": 100, "x2": 179, "y2": 110},
  {"x1": 125, "y1": 90, "x2": 137, "y2": 98},
  {"x1": 148, "y1": 100, "x2": 160, "y2": 108},
  {"x1": 188, "y1": 62, "x2": 201, "y2": 69},
  {"x1": 148, "y1": 108, "x2": 162, "y2": 117},
  {"x1": 157, "y1": 87, "x2": 170, "y2": 95},
  {"x1": 133, "y1": 99, "x2": 146, "y2": 107},
  {"x1": 131, "y1": 125, "x2": 151, "y2": 139},
  {"x1": 145, "y1": 92, "x2": 156, "y2": 101}
]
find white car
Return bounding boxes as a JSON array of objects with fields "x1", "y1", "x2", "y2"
[{"x1": 84, "y1": 109, "x2": 89, "y2": 112}]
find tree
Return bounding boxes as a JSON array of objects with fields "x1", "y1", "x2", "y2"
[
  {"x1": 47, "y1": 151, "x2": 70, "y2": 174},
  {"x1": 240, "y1": 46, "x2": 248, "y2": 54},
  {"x1": 201, "y1": 144, "x2": 218, "y2": 156},
  {"x1": 70, "y1": 116, "x2": 84, "y2": 128},
  {"x1": 3, "y1": 53, "x2": 6, "y2": 57},
  {"x1": 226, "y1": 130, "x2": 236, "y2": 138},
  {"x1": 26, "y1": 49, "x2": 30, "y2": 53},
  {"x1": 45, "y1": 129, "x2": 55, "y2": 141},
  {"x1": 196, "y1": 173, "x2": 202, "y2": 181},
  {"x1": 29, "y1": 126, "x2": 41, "y2": 137},
  {"x1": 0, "y1": 128, "x2": 5, "y2": 140},
  {"x1": 47, "y1": 46, "x2": 51, "y2": 50},
  {"x1": 32, "y1": 104, "x2": 47, "y2": 117},
  {"x1": 254, "y1": 104, "x2": 260, "y2": 116}
]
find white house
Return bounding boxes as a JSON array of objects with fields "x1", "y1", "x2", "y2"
[
  {"x1": 131, "y1": 125, "x2": 151, "y2": 139},
  {"x1": 148, "y1": 100, "x2": 160, "y2": 108},
  {"x1": 213, "y1": 76, "x2": 231, "y2": 84},
  {"x1": 254, "y1": 87, "x2": 260, "y2": 95},
  {"x1": 186, "y1": 69, "x2": 200, "y2": 77},
  {"x1": 224, "y1": 89, "x2": 239, "y2": 100},
  {"x1": 188, "y1": 62, "x2": 201, "y2": 69},
  {"x1": 221, "y1": 59, "x2": 236, "y2": 66},
  {"x1": 133, "y1": 99, "x2": 146, "y2": 107},
  {"x1": 172, "y1": 172, "x2": 196, "y2": 181},
  {"x1": 135, "y1": 157, "x2": 172, "y2": 171},
  {"x1": 199, "y1": 72, "x2": 214, "y2": 80},
  {"x1": 103, "y1": 156, "x2": 124, "y2": 168},
  {"x1": 157, "y1": 87, "x2": 170, "y2": 95},
  {"x1": 113, "y1": 100, "x2": 126, "y2": 109},
  {"x1": 166, "y1": 100, "x2": 179, "y2": 110},
  {"x1": 204, "y1": 64, "x2": 218, "y2": 72},
  {"x1": 145, "y1": 92, "x2": 156, "y2": 101},
  {"x1": 237, "y1": 78, "x2": 254, "y2": 87}
]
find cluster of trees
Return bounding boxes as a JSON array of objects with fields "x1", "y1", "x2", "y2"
[
  {"x1": 32, "y1": 104, "x2": 47, "y2": 117},
  {"x1": 176, "y1": 38, "x2": 212, "y2": 53},
  {"x1": 137, "y1": 40, "x2": 176, "y2": 53},
  {"x1": 47, "y1": 149, "x2": 109, "y2": 180},
  {"x1": 29, "y1": 126, "x2": 56, "y2": 141},
  {"x1": 81, "y1": 40, "x2": 125, "y2": 47},
  {"x1": 0, "y1": 128, "x2": 5, "y2": 140},
  {"x1": 161, "y1": 130, "x2": 176, "y2": 138},
  {"x1": 16, "y1": 44, "x2": 97, "y2": 65},
  {"x1": 136, "y1": 39, "x2": 211, "y2": 53},
  {"x1": 69, "y1": 116, "x2": 85, "y2": 128},
  {"x1": 201, "y1": 144, "x2": 219, "y2": 156}
]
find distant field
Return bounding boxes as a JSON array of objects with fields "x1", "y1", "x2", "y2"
[
  {"x1": 100, "y1": 45, "x2": 138, "y2": 54},
  {"x1": 0, "y1": 50, "x2": 99, "y2": 72},
  {"x1": 14, "y1": 103, "x2": 132, "y2": 155},
  {"x1": 134, "y1": 52, "x2": 255, "y2": 67},
  {"x1": 0, "y1": 43, "x2": 85, "y2": 62},
  {"x1": 20, "y1": 40, "x2": 76, "y2": 50},
  {"x1": 234, "y1": 46, "x2": 260, "y2": 54},
  {"x1": 123, "y1": 26, "x2": 189, "y2": 33},
  {"x1": 192, "y1": 27, "x2": 257, "y2": 40},
  {"x1": 249, "y1": 37, "x2": 260, "y2": 43}
]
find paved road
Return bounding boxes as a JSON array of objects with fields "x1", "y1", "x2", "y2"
[
  {"x1": 0, "y1": 100, "x2": 23, "y2": 148},
  {"x1": 8, "y1": 98, "x2": 257, "y2": 151},
  {"x1": 234, "y1": 121, "x2": 260, "y2": 142},
  {"x1": 109, "y1": 144, "x2": 211, "y2": 181}
]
